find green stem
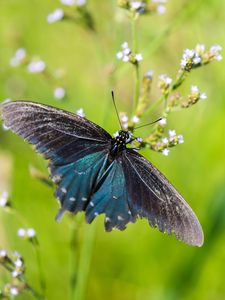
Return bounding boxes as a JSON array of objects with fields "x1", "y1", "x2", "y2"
[
  {"x1": 69, "y1": 221, "x2": 79, "y2": 300},
  {"x1": 131, "y1": 15, "x2": 140, "y2": 113},
  {"x1": 31, "y1": 241, "x2": 46, "y2": 299},
  {"x1": 73, "y1": 223, "x2": 97, "y2": 300}
]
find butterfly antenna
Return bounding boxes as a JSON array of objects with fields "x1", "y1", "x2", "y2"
[
  {"x1": 134, "y1": 117, "x2": 162, "y2": 130},
  {"x1": 111, "y1": 91, "x2": 122, "y2": 129}
]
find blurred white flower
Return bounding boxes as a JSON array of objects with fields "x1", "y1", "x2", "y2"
[
  {"x1": 14, "y1": 259, "x2": 23, "y2": 268},
  {"x1": 0, "y1": 191, "x2": 9, "y2": 207},
  {"x1": 200, "y1": 92, "x2": 207, "y2": 100},
  {"x1": 177, "y1": 135, "x2": 184, "y2": 144},
  {"x1": 17, "y1": 228, "x2": 26, "y2": 237},
  {"x1": 76, "y1": 108, "x2": 85, "y2": 117},
  {"x1": 27, "y1": 228, "x2": 36, "y2": 238},
  {"x1": 10, "y1": 48, "x2": 26, "y2": 67},
  {"x1": 162, "y1": 137, "x2": 169, "y2": 144},
  {"x1": 162, "y1": 148, "x2": 170, "y2": 156},
  {"x1": 54, "y1": 87, "x2": 65, "y2": 100},
  {"x1": 135, "y1": 53, "x2": 143, "y2": 62},
  {"x1": 10, "y1": 286, "x2": 19, "y2": 296},
  {"x1": 168, "y1": 130, "x2": 176, "y2": 137},
  {"x1": 27, "y1": 60, "x2": 46, "y2": 73},
  {"x1": 60, "y1": 0, "x2": 75, "y2": 5},
  {"x1": 157, "y1": 5, "x2": 166, "y2": 14},
  {"x1": 132, "y1": 115, "x2": 140, "y2": 123},
  {"x1": 47, "y1": 8, "x2": 64, "y2": 24},
  {"x1": 158, "y1": 117, "x2": 167, "y2": 126},
  {"x1": 76, "y1": 0, "x2": 86, "y2": 5},
  {"x1": 0, "y1": 249, "x2": 7, "y2": 257},
  {"x1": 191, "y1": 85, "x2": 199, "y2": 93}
]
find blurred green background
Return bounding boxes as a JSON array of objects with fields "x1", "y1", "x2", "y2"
[{"x1": 0, "y1": 0, "x2": 225, "y2": 299}]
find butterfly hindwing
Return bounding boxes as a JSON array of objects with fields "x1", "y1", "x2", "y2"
[
  {"x1": 85, "y1": 158, "x2": 136, "y2": 231},
  {"x1": 121, "y1": 149, "x2": 203, "y2": 246}
]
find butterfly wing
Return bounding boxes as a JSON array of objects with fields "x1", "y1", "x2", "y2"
[
  {"x1": 121, "y1": 149, "x2": 204, "y2": 246},
  {"x1": 85, "y1": 159, "x2": 136, "y2": 231},
  {"x1": 1, "y1": 101, "x2": 112, "y2": 217}
]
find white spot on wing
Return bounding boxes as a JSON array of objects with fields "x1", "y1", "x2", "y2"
[
  {"x1": 117, "y1": 215, "x2": 124, "y2": 221},
  {"x1": 90, "y1": 201, "x2": 94, "y2": 207},
  {"x1": 61, "y1": 187, "x2": 67, "y2": 193},
  {"x1": 82, "y1": 197, "x2": 87, "y2": 201},
  {"x1": 113, "y1": 196, "x2": 118, "y2": 200},
  {"x1": 105, "y1": 217, "x2": 111, "y2": 222},
  {"x1": 69, "y1": 197, "x2": 76, "y2": 202}
]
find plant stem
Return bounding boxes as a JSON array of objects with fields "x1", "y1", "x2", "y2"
[
  {"x1": 69, "y1": 221, "x2": 79, "y2": 300},
  {"x1": 131, "y1": 15, "x2": 140, "y2": 113},
  {"x1": 31, "y1": 241, "x2": 46, "y2": 299},
  {"x1": 73, "y1": 223, "x2": 96, "y2": 300}
]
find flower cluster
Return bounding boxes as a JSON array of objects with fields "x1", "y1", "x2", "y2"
[
  {"x1": 158, "y1": 74, "x2": 172, "y2": 93},
  {"x1": 0, "y1": 250, "x2": 25, "y2": 298},
  {"x1": 181, "y1": 85, "x2": 207, "y2": 108},
  {"x1": 117, "y1": 0, "x2": 168, "y2": 15},
  {"x1": 9, "y1": 48, "x2": 67, "y2": 101},
  {"x1": 117, "y1": 42, "x2": 143, "y2": 64},
  {"x1": 46, "y1": 0, "x2": 94, "y2": 30},
  {"x1": 180, "y1": 44, "x2": 222, "y2": 71},
  {"x1": 17, "y1": 228, "x2": 36, "y2": 239}
]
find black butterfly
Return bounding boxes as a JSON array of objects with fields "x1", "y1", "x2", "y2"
[{"x1": 1, "y1": 101, "x2": 203, "y2": 246}]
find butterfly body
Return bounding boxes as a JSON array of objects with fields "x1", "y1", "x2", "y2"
[{"x1": 0, "y1": 101, "x2": 204, "y2": 246}]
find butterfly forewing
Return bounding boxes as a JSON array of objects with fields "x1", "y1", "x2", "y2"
[{"x1": 121, "y1": 149, "x2": 204, "y2": 246}]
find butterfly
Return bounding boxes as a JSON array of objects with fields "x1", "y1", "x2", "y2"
[{"x1": 1, "y1": 101, "x2": 203, "y2": 246}]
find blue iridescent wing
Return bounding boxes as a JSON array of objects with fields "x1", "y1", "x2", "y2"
[
  {"x1": 122, "y1": 150, "x2": 204, "y2": 246},
  {"x1": 1, "y1": 101, "x2": 112, "y2": 217},
  {"x1": 85, "y1": 159, "x2": 136, "y2": 230}
]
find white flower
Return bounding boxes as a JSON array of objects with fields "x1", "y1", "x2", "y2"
[
  {"x1": 200, "y1": 92, "x2": 207, "y2": 100},
  {"x1": 214, "y1": 54, "x2": 222, "y2": 61},
  {"x1": 132, "y1": 115, "x2": 139, "y2": 123},
  {"x1": 210, "y1": 44, "x2": 222, "y2": 54},
  {"x1": 120, "y1": 115, "x2": 128, "y2": 122},
  {"x1": 158, "y1": 117, "x2": 167, "y2": 126},
  {"x1": 157, "y1": 5, "x2": 166, "y2": 14},
  {"x1": 183, "y1": 49, "x2": 195, "y2": 58},
  {"x1": 193, "y1": 56, "x2": 201, "y2": 64},
  {"x1": 195, "y1": 44, "x2": 205, "y2": 54},
  {"x1": 116, "y1": 51, "x2": 123, "y2": 59},
  {"x1": 162, "y1": 148, "x2": 170, "y2": 156},
  {"x1": 159, "y1": 74, "x2": 172, "y2": 86},
  {"x1": 54, "y1": 87, "x2": 65, "y2": 100},
  {"x1": 191, "y1": 85, "x2": 199, "y2": 93},
  {"x1": 10, "y1": 48, "x2": 26, "y2": 67},
  {"x1": 27, "y1": 60, "x2": 46, "y2": 73},
  {"x1": 12, "y1": 251, "x2": 21, "y2": 258},
  {"x1": 12, "y1": 270, "x2": 21, "y2": 278},
  {"x1": 136, "y1": 137, "x2": 143, "y2": 143},
  {"x1": 168, "y1": 129, "x2": 176, "y2": 137},
  {"x1": 0, "y1": 249, "x2": 7, "y2": 257},
  {"x1": 14, "y1": 259, "x2": 23, "y2": 268},
  {"x1": 0, "y1": 191, "x2": 9, "y2": 207},
  {"x1": 47, "y1": 8, "x2": 64, "y2": 24},
  {"x1": 177, "y1": 135, "x2": 184, "y2": 144},
  {"x1": 162, "y1": 137, "x2": 169, "y2": 144},
  {"x1": 75, "y1": 0, "x2": 86, "y2": 6},
  {"x1": 121, "y1": 42, "x2": 129, "y2": 49},
  {"x1": 10, "y1": 286, "x2": 19, "y2": 296},
  {"x1": 60, "y1": 0, "x2": 75, "y2": 5},
  {"x1": 122, "y1": 55, "x2": 129, "y2": 62},
  {"x1": 27, "y1": 228, "x2": 36, "y2": 238},
  {"x1": 130, "y1": 1, "x2": 142, "y2": 10},
  {"x1": 17, "y1": 228, "x2": 26, "y2": 237},
  {"x1": 135, "y1": 53, "x2": 143, "y2": 62},
  {"x1": 76, "y1": 108, "x2": 85, "y2": 117},
  {"x1": 146, "y1": 70, "x2": 154, "y2": 79}
]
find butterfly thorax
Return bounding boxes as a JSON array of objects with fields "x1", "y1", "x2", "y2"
[{"x1": 110, "y1": 130, "x2": 132, "y2": 157}]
